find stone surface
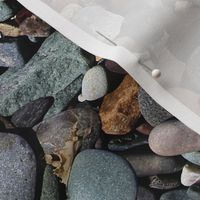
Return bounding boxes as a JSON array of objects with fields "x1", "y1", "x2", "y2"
[
  {"x1": 100, "y1": 75, "x2": 140, "y2": 135},
  {"x1": 0, "y1": 2, "x2": 13, "y2": 22},
  {"x1": 40, "y1": 165, "x2": 59, "y2": 200},
  {"x1": 182, "y1": 152, "x2": 200, "y2": 166},
  {"x1": 181, "y1": 164, "x2": 200, "y2": 186},
  {"x1": 136, "y1": 186, "x2": 156, "y2": 200},
  {"x1": 67, "y1": 149, "x2": 137, "y2": 200},
  {"x1": 0, "y1": 132, "x2": 36, "y2": 199},
  {"x1": 104, "y1": 60, "x2": 127, "y2": 74},
  {"x1": 187, "y1": 184, "x2": 200, "y2": 200},
  {"x1": 120, "y1": 149, "x2": 185, "y2": 177},
  {"x1": 160, "y1": 189, "x2": 191, "y2": 200},
  {"x1": 138, "y1": 88, "x2": 173, "y2": 127},
  {"x1": 136, "y1": 122, "x2": 153, "y2": 136},
  {"x1": 149, "y1": 119, "x2": 200, "y2": 156},
  {"x1": 0, "y1": 32, "x2": 92, "y2": 117},
  {"x1": 0, "y1": 116, "x2": 14, "y2": 129},
  {"x1": 11, "y1": 97, "x2": 54, "y2": 128}
]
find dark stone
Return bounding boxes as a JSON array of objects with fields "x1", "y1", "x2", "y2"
[
  {"x1": 160, "y1": 189, "x2": 191, "y2": 200},
  {"x1": 137, "y1": 186, "x2": 156, "y2": 200},
  {"x1": 187, "y1": 184, "x2": 200, "y2": 200}
]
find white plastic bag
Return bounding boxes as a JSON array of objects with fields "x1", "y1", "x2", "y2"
[{"x1": 17, "y1": 0, "x2": 200, "y2": 134}]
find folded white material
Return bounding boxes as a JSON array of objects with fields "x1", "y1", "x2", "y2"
[{"x1": 17, "y1": 0, "x2": 200, "y2": 134}]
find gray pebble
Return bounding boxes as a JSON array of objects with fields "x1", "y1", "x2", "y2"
[
  {"x1": 160, "y1": 189, "x2": 191, "y2": 200},
  {"x1": 187, "y1": 184, "x2": 200, "y2": 200},
  {"x1": 0, "y1": 1, "x2": 13, "y2": 22},
  {"x1": 182, "y1": 152, "x2": 200, "y2": 166}
]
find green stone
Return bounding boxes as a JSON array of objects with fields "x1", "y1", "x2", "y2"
[{"x1": 0, "y1": 2, "x2": 13, "y2": 22}]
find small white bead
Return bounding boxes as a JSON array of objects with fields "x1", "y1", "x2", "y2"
[{"x1": 151, "y1": 69, "x2": 161, "y2": 78}]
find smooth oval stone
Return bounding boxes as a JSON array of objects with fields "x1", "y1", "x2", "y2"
[
  {"x1": 182, "y1": 152, "x2": 200, "y2": 166},
  {"x1": 138, "y1": 88, "x2": 173, "y2": 127},
  {"x1": 11, "y1": 97, "x2": 54, "y2": 128},
  {"x1": 67, "y1": 149, "x2": 137, "y2": 200},
  {"x1": 0, "y1": 132, "x2": 36, "y2": 199},
  {"x1": 187, "y1": 184, "x2": 200, "y2": 200},
  {"x1": 0, "y1": 2, "x2": 13, "y2": 22},
  {"x1": 120, "y1": 149, "x2": 185, "y2": 177},
  {"x1": 149, "y1": 119, "x2": 200, "y2": 156},
  {"x1": 160, "y1": 189, "x2": 191, "y2": 200},
  {"x1": 137, "y1": 186, "x2": 156, "y2": 200}
]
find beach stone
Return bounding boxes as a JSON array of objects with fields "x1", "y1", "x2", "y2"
[
  {"x1": 187, "y1": 184, "x2": 200, "y2": 200},
  {"x1": 40, "y1": 165, "x2": 59, "y2": 200},
  {"x1": 0, "y1": 132, "x2": 36, "y2": 199},
  {"x1": 182, "y1": 152, "x2": 200, "y2": 166},
  {"x1": 160, "y1": 189, "x2": 191, "y2": 200},
  {"x1": 120, "y1": 149, "x2": 185, "y2": 177},
  {"x1": 100, "y1": 75, "x2": 140, "y2": 135},
  {"x1": 11, "y1": 97, "x2": 54, "y2": 128},
  {"x1": 138, "y1": 88, "x2": 173, "y2": 127},
  {"x1": 0, "y1": 32, "x2": 92, "y2": 117},
  {"x1": 149, "y1": 119, "x2": 200, "y2": 156},
  {"x1": 67, "y1": 149, "x2": 137, "y2": 200},
  {"x1": 137, "y1": 186, "x2": 156, "y2": 200},
  {"x1": 0, "y1": 1, "x2": 13, "y2": 22}
]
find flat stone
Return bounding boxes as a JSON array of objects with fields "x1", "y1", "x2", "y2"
[
  {"x1": 0, "y1": 32, "x2": 92, "y2": 117},
  {"x1": 187, "y1": 184, "x2": 200, "y2": 200},
  {"x1": 182, "y1": 152, "x2": 200, "y2": 166},
  {"x1": 0, "y1": 132, "x2": 36, "y2": 199},
  {"x1": 160, "y1": 189, "x2": 191, "y2": 200},
  {"x1": 120, "y1": 149, "x2": 185, "y2": 177},
  {"x1": 0, "y1": 2, "x2": 13, "y2": 22},
  {"x1": 149, "y1": 119, "x2": 200, "y2": 156},
  {"x1": 100, "y1": 75, "x2": 141, "y2": 135},
  {"x1": 138, "y1": 88, "x2": 173, "y2": 127},
  {"x1": 67, "y1": 149, "x2": 137, "y2": 200},
  {"x1": 11, "y1": 97, "x2": 54, "y2": 128},
  {"x1": 137, "y1": 186, "x2": 156, "y2": 200},
  {"x1": 40, "y1": 165, "x2": 59, "y2": 200}
]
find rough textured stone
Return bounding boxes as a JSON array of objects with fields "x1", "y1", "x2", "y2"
[
  {"x1": 187, "y1": 184, "x2": 200, "y2": 200},
  {"x1": 0, "y1": 2, "x2": 13, "y2": 22},
  {"x1": 11, "y1": 97, "x2": 54, "y2": 128},
  {"x1": 149, "y1": 119, "x2": 200, "y2": 156},
  {"x1": 120, "y1": 149, "x2": 185, "y2": 177},
  {"x1": 0, "y1": 132, "x2": 36, "y2": 199},
  {"x1": 182, "y1": 152, "x2": 200, "y2": 166},
  {"x1": 100, "y1": 75, "x2": 140, "y2": 135},
  {"x1": 0, "y1": 32, "x2": 92, "y2": 117},
  {"x1": 40, "y1": 165, "x2": 59, "y2": 200},
  {"x1": 138, "y1": 88, "x2": 173, "y2": 127},
  {"x1": 137, "y1": 186, "x2": 156, "y2": 200},
  {"x1": 160, "y1": 189, "x2": 191, "y2": 200},
  {"x1": 67, "y1": 149, "x2": 137, "y2": 200}
]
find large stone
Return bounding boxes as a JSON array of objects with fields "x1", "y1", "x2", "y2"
[
  {"x1": 149, "y1": 119, "x2": 200, "y2": 156},
  {"x1": 138, "y1": 88, "x2": 173, "y2": 127},
  {"x1": 120, "y1": 149, "x2": 185, "y2": 177},
  {"x1": 187, "y1": 184, "x2": 200, "y2": 200},
  {"x1": 160, "y1": 189, "x2": 191, "y2": 200},
  {"x1": 100, "y1": 75, "x2": 141, "y2": 135},
  {"x1": 182, "y1": 152, "x2": 200, "y2": 166},
  {"x1": 67, "y1": 149, "x2": 137, "y2": 200},
  {"x1": 0, "y1": 2, "x2": 13, "y2": 22},
  {"x1": 0, "y1": 132, "x2": 36, "y2": 199},
  {"x1": 0, "y1": 32, "x2": 92, "y2": 117}
]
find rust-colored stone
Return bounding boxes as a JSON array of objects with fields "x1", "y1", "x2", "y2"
[{"x1": 99, "y1": 75, "x2": 141, "y2": 135}]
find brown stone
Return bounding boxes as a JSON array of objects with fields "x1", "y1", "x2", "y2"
[{"x1": 99, "y1": 75, "x2": 140, "y2": 135}]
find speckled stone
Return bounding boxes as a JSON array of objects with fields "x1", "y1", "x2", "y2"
[
  {"x1": 0, "y1": 132, "x2": 36, "y2": 199},
  {"x1": 67, "y1": 149, "x2": 137, "y2": 200},
  {"x1": 187, "y1": 184, "x2": 200, "y2": 200},
  {"x1": 138, "y1": 88, "x2": 173, "y2": 127},
  {"x1": 182, "y1": 152, "x2": 200, "y2": 166},
  {"x1": 0, "y1": 2, "x2": 13, "y2": 22},
  {"x1": 0, "y1": 32, "x2": 92, "y2": 117},
  {"x1": 40, "y1": 165, "x2": 59, "y2": 200},
  {"x1": 160, "y1": 189, "x2": 191, "y2": 200}
]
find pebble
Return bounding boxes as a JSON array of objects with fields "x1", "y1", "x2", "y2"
[
  {"x1": 67, "y1": 149, "x2": 137, "y2": 200},
  {"x1": 160, "y1": 189, "x2": 191, "y2": 200},
  {"x1": 182, "y1": 152, "x2": 200, "y2": 166},
  {"x1": 120, "y1": 149, "x2": 185, "y2": 177},
  {"x1": 78, "y1": 65, "x2": 108, "y2": 102},
  {"x1": 100, "y1": 75, "x2": 141, "y2": 135},
  {"x1": 181, "y1": 164, "x2": 200, "y2": 186},
  {"x1": 136, "y1": 186, "x2": 156, "y2": 200},
  {"x1": 11, "y1": 97, "x2": 54, "y2": 128},
  {"x1": 0, "y1": 132, "x2": 36, "y2": 199},
  {"x1": 0, "y1": 32, "x2": 92, "y2": 117},
  {"x1": 104, "y1": 60, "x2": 127, "y2": 74},
  {"x1": 0, "y1": 1, "x2": 13, "y2": 22},
  {"x1": 149, "y1": 119, "x2": 200, "y2": 156},
  {"x1": 0, "y1": 116, "x2": 14, "y2": 129},
  {"x1": 138, "y1": 88, "x2": 173, "y2": 127},
  {"x1": 187, "y1": 184, "x2": 200, "y2": 200}
]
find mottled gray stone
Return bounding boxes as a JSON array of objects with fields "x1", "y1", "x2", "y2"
[
  {"x1": 0, "y1": 32, "x2": 92, "y2": 117},
  {"x1": 0, "y1": 2, "x2": 13, "y2": 22},
  {"x1": 40, "y1": 165, "x2": 59, "y2": 200},
  {"x1": 0, "y1": 132, "x2": 36, "y2": 199},
  {"x1": 120, "y1": 150, "x2": 185, "y2": 177},
  {"x1": 182, "y1": 152, "x2": 200, "y2": 166},
  {"x1": 160, "y1": 189, "x2": 191, "y2": 200},
  {"x1": 187, "y1": 184, "x2": 200, "y2": 200},
  {"x1": 67, "y1": 149, "x2": 137, "y2": 200},
  {"x1": 11, "y1": 97, "x2": 54, "y2": 128},
  {"x1": 138, "y1": 88, "x2": 173, "y2": 127},
  {"x1": 137, "y1": 186, "x2": 156, "y2": 200}
]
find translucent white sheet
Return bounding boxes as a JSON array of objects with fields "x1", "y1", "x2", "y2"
[{"x1": 17, "y1": 0, "x2": 200, "y2": 134}]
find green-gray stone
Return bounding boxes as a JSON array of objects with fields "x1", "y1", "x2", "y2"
[
  {"x1": 0, "y1": 32, "x2": 92, "y2": 117},
  {"x1": 40, "y1": 165, "x2": 59, "y2": 200},
  {"x1": 160, "y1": 189, "x2": 191, "y2": 200},
  {"x1": 0, "y1": 2, "x2": 13, "y2": 22}
]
